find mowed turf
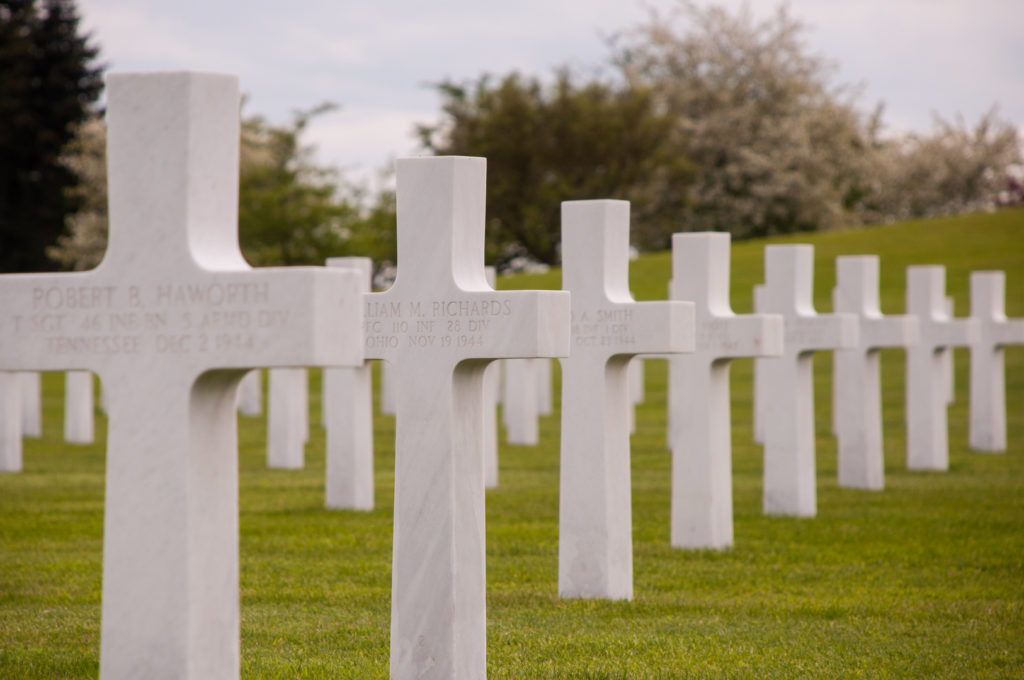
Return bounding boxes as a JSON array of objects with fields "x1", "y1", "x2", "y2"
[{"x1": 2, "y1": 209, "x2": 1023, "y2": 678}]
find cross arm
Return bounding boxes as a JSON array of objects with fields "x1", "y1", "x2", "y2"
[
  {"x1": 861, "y1": 314, "x2": 919, "y2": 350},
  {"x1": 697, "y1": 312, "x2": 783, "y2": 358},
  {"x1": 616, "y1": 300, "x2": 695, "y2": 356},
  {"x1": 929, "y1": 317, "x2": 979, "y2": 349},
  {"x1": 0, "y1": 266, "x2": 364, "y2": 374},
  {"x1": 993, "y1": 318, "x2": 1024, "y2": 347},
  {"x1": 785, "y1": 313, "x2": 859, "y2": 354},
  {"x1": 362, "y1": 288, "x2": 571, "y2": 363}
]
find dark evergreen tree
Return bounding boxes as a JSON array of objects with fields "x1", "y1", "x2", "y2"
[{"x1": 0, "y1": 0, "x2": 103, "y2": 272}]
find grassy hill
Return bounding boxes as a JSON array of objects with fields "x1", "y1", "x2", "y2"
[{"x1": 2, "y1": 209, "x2": 1023, "y2": 678}]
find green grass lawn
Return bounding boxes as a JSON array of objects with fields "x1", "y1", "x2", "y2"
[{"x1": 2, "y1": 209, "x2": 1024, "y2": 678}]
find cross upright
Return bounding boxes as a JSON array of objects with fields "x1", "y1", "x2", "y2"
[
  {"x1": 755, "y1": 245, "x2": 858, "y2": 517},
  {"x1": 0, "y1": 372, "x2": 20, "y2": 471},
  {"x1": 668, "y1": 232, "x2": 783, "y2": 550},
  {"x1": 324, "y1": 256, "x2": 374, "y2": 509},
  {"x1": 968, "y1": 271, "x2": 1024, "y2": 452},
  {"x1": 905, "y1": 266, "x2": 978, "y2": 470},
  {"x1": 20, "y1": 371, "x2": 41, "y2": 437},
  {"x1": 502, "y1": 357, "x2": 540, "y2": 444},
  {"x1": 363, "y1": 156, "x2": 570, "y2": 679},
  {"x1": 267, "y1": 367, "x2": 308, "y2": 468},
  {"x1": 558, "y1": 200, "x2": 694, "y2": 600},
  {"x1": 64, "y1": 370, "x2": 95, "y2": 443},
  {"x1": 831, "y1": 256, "x2": 918, "y2": 490},
  {"x1": 0, "y1": 72, "x2": 364, "y2": 679}
]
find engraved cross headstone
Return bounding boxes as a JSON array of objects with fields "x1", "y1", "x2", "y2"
[
  {"x1": 363, "y1": 156, "x2": 570, "y2": 679},
  {"x1": 558, "y1": 200, "x2": 694, "y2": 600},
  {"x1": 755, "y1": 245, "x2": 857, "y2": 517},
  {"x1": 0, "y1": 72, "x2": 363, "y2": 679},
  {"x1": 968, "y1": 271, "x2": 1024, "y2": 452},
  {"x1": 668, "y1": 232, "x2": 783, "y2": 549},
  {"x1": 831, "y1": 256, "x2": 918, "y2": 489},
  {"x1": 905, "y1": 266, "x2": 977, "y2": 470}
]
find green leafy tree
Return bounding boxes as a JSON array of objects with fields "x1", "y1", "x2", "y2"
[
  {"x1": 240, "y1": 104, "x2": 359, "y2": 266},
  {"x1": 418, "y1": 70, "x2": 696, "y2": 266},
  {"x1": 0, "y1": 0, "x2": 103, "y2": 272}
]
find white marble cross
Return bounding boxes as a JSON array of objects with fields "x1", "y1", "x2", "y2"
[
  {"x1": 324, "y1": 256, "x2": 374, "y2": 509},
  {"x1": 968, "y1": 271, "x2": 1024, "y2": 452},
  {"x1": 362, "y1": 156, "x2": 570, "y2": 679},
  {"x1": 905, "y1": 266, "x2": 978, "y2": 470},
  {"x1": 755, "y1": 245, "x2": 857, "y2": 517},
  {"x1": 831, "y1": 256, "x2": 918, "y2": 490},
  {"x1": 668, "y1": 232, "x2": 783, "y2": 549},
  {"x1": 502, "y1": 358, "x2": 539, "y2": 445},
  {"x1": 64, "y1": 370, "x2": 94, "y2": 444},
  {"x1": 20, "y1": 372, "x2": 41, "y2": 437},
  {"x1": 0, "y1": 72, "x2": 364, "y2": 679},
  {"x1": 558, "y1": 200, "x2": 694, "y2": 600}
]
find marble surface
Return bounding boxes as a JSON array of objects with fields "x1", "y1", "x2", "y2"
[
  {"x1": 668, "y1": 232, "x2": 782, "y2": 549},
  {"x1": 755, "y1": 245, "x2": 857, "y2": 517},
  {"x1": 0, "y1": 372, "x2": 21, "y2": 472},
  {"x1": 481, "y1": 267, "x2": 500, "y2": 489},
  {"x1": 19, "y1": 372, "x2": 41, "y2": 437},
  {"x1": 361, "y1": 156, "x2": 570, "y2": 679},
  {"x1": 968, "y1": 271, "x2": 1024, "y2": 452},
  {"x1": 0, "y1": 72, "x2": 364, "y2": 680},
  {"x1": 905, "y1": 266, "x2": 978, "y2": 470},
  {"x1": 831, "y1": 256, "x2": 918, "y2": 490},
  {"x1": 267, "y1": 368, "x2": 307, "y2": 469},
  {"x1": 324, "y1": 257, "x2": 374, "y2": 509},
  {"x1": 236, "y1": 370, "x2": 261, "y2": 417},
  {"x1": 558, "y1": 200, "x2": 694, "y2": 600},
  {"x1": 502, "y1": 358, "x2": 539, "y2": 445},
  {"x1": 64, "y1": 370, "x2": 94, "y2": 444}
]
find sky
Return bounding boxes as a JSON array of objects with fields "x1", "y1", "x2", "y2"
[{"x1": 78, "y1": 0, "x2": 1024, "y2": 190}]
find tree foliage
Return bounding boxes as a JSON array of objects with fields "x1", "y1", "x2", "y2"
[
  {"x1": 46, "y1": 114, "x2": 105, "y2": 269},
  {"x1": 0, "y1": 0, "x2": 103, "y2": 272},
  {"x1": 418, "y1": 71, "x2": 696, "y2": 266},
  {"x1": 615, "y1": 1, "x2": 875, "y2": 238},
  {"x1": 864, "y1": 109, "x2": 1021, "y2": 222}
]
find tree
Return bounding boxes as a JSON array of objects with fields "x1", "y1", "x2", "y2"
[
  {"x1": 615, "y1": 2, "x2": 875, "y2": 238},
  {"x1": 0, "y1": 0, "x2": 103, "y2": 272},
  {"x1": 237, "y1": 104, "x2": 360, "y2": 266},
  {"x1": 864, "y1": 109, "x2": 1021, "y2": 222},
  {"x1": 46, "y1": 114, "x2": 105, "y2": 269},
  {"x1": 418, "y1": 70, "x2": 696, "y2": 266}
]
